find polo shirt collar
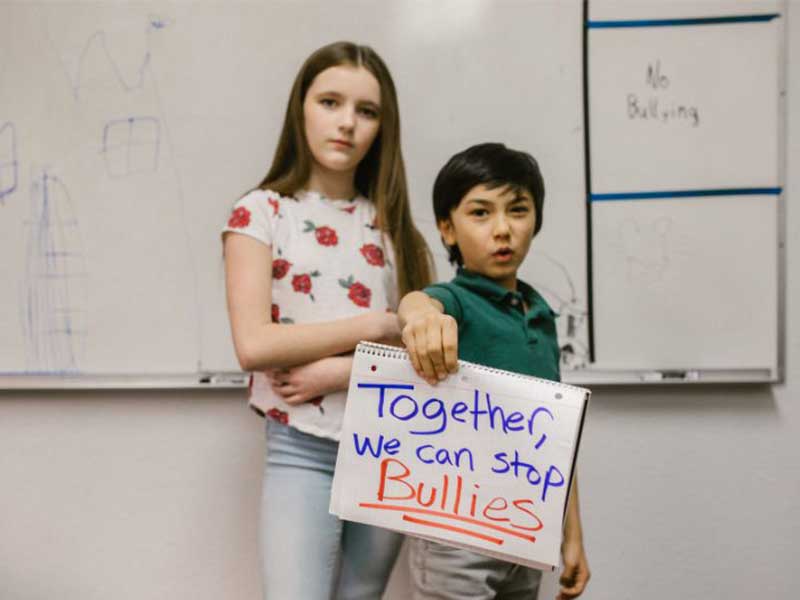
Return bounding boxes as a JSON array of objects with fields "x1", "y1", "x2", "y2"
[{"x1": 453, "y1": 268, "x2": 554, "y2": 319}]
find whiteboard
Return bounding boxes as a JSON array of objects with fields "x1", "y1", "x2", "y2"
[
  {"x1": 585, "y1": 0, "x2": 784, "y2": 381},
  {"x1": 0, "y1": 1, "x2": 591, "y2": 387}
]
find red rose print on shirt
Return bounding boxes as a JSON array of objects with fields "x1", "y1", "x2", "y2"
[
  {"x1": 268, "y1": 198, "x2": 280, "y2": 216},
  {"x1": 360, "y1": 243, "x2": 385, "y2": 267},
  {"x1": 339, "y1": 275, "x2": 371, "y2": 308},
  {"x1": 272, "y1": 258, "x2": 292, "y2": 280},
  {"x1": 266, "y1": 408, "x2": 289, "y2": 425},
  {"x1": 340, "y1": 205, "x2": 357, "y2": 214},
  {"x1": 292, "y1": 271, "x2": 320, "y2": 301},
  {"x1": 228, "y1": 206, "x2": 251, "y2": 228},
  {"x1": 303, "y1": 220, "x2": 339, "y2": 246},
  {"x1": 310, "y1": 395, "x2": 325, "y2": 414},
  {"x1": 271, "y1": 303, "x2": 295, "y2": 324}
]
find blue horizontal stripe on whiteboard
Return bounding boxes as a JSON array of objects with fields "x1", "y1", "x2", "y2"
[
  {"x1": 587, "y1": 14, "x2": 779, "y2": 28},
  {"x1": 590, "y1": 188, "x2": 782, "y2": 201}
]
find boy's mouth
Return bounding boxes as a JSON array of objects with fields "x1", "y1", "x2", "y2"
[{"x1": 492, "y1": 247, "x2": 514, "y2": 263}]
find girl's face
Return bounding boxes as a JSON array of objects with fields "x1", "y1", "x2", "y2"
[{"x1": 303, "y1": 65, "x2": 382, "y2": 184}]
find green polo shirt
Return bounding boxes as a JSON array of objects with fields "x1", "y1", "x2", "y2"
[{"x1": 424, "y1": 268, "x2": 561, "y2": 381}]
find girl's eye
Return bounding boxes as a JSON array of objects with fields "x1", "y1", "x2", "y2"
[
  {"x1": 320, "y1": 98, "x2": 337, "y2": 108},
  {"x1": 358, "y1": 106, "x2": 379, "y2": 119}
]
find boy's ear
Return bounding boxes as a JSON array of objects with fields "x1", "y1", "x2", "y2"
[{"x1": 437, "y1": 218, "x2": 456, "y2": 246}]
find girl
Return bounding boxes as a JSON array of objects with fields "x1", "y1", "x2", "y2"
[{"x1": 222, "y1": 41, "x2": 432, "y2": 599}]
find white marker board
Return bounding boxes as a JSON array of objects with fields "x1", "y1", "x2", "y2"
[{"x1": 0, "y1": 1, "x2": 785, "y2": 387}]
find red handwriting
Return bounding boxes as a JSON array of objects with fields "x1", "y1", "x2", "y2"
[{"x1": 359, "y1": 458, "x2": 545, "y2": 545}]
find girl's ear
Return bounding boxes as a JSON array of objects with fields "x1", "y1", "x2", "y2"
[{"x1": 437, "y1": 218, "x2": 456, "y2": 246}]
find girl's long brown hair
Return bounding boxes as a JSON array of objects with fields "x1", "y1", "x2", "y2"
[{"x1": 258, "y1": 41, "x2": 433, "y2": 296}]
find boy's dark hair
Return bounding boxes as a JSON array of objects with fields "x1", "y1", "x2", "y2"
[{"x1": 432, "y1": 142, "x2": 545, "y2": 265}]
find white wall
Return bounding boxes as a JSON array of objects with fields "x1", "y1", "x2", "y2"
[{"x1": 2, "y1": 5, "x2": 799, "y2": 600}]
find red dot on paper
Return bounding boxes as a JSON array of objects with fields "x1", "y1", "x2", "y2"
[{"x1": 371, "y1": 365, "x2": 377, "y2": 372}]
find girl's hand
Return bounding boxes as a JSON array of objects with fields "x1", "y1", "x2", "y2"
[
  {"x1": 266, "y1": 356, "x2": 353, "y2": 405},
  {"x1": 370, "y1": 311, "x2": 402, "y2": 346},
  {"x1": 557, "y1": 537, "x2": 590, "y2": 599}
]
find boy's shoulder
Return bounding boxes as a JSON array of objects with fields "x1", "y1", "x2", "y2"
[{"x1": 424, "y1": 270, "x2": 557, "y2": 323}]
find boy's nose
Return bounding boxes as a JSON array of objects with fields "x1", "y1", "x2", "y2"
[{"x1": 492, "y1": 215, "x2": 511, "y2": 237}]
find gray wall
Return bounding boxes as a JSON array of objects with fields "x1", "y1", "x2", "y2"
[{"x1": 2, "y1": 5, "x2": 799, "y2": 600}]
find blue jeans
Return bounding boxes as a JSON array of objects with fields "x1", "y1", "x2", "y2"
[
  {"x1": 407, "y1": 537, "x2": 542, "y2": 600},
  {"x1": 261, "y1": 420, "x2": 403, "y2": 599}
]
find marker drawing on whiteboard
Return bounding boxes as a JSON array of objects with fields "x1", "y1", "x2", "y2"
[
  {"x1": 0, "y1": 122, "x2": 18, "y2": 202},
  {"x1": 23, "y1": 170, "x2": 88, "y2": 374},
  {"x1": 627, "y1": 60, "x2": 700, "y2": 127},
  {"x1": 102, "y1": 116, "x2": 161, "y2": 178},
  {"x1": 532, "y1": 252, "x2": 589, "y2": 370}
]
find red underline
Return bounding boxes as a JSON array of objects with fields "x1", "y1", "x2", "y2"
[
  {"x1": 403, "y1": 514, "x2": 504, "y2": 545},
  {"x1": 358, "y1": 502, "x2": 537, "y2": 543}
]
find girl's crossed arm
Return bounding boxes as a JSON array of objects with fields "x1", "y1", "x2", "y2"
[{"x1": 225, "y1": 233, "x2": 399, "y2": 372}]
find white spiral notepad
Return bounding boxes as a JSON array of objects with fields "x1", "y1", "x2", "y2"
[{"x1": 330, "y1": 342, "x2": 590, "y2": 571}]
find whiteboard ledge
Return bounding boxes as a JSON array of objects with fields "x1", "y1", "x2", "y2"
[
  {"x1": 0, "y1": 372, "x2": 248, "y2": 390},
  {"x1": 563, "y1": 368, "x2": 778, "y2": 386}
]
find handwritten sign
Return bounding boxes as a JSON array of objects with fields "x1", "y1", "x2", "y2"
[{"x1": 330, "y1": 343, "x2": 589, "y2": 571}]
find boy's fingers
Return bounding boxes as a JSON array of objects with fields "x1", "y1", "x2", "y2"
[
  {"x1": 423, "y1": 315, "x2": 449, "y2": 380},
  {"x1": 412, "y1": 327, "x2": 438, "y2": 383},
  {"x1": 402, "y1": 329, "x2": 424, "y2": 377},
  {"x1": 442, "y1": 316, "x2": 459, "y2": 372},
  {"x1": 426, "y1": 336, "x2": 448, "y2": 380}
]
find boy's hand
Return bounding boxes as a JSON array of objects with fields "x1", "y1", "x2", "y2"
[
  {"x1": 557, "y1": 537, "x2": 590, "y2": 599},
  {"x1": 401, "y1": 310, "x2": 459, "y2": 385}
]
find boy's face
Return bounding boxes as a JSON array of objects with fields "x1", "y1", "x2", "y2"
[{"x1": 438, "y1": 183, "x2": 537, "y2": 291}]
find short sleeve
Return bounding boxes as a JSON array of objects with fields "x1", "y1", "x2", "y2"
[
  {"x1": 424, "y1": 283, "x2": 463, "y2": 323},
  {"x1": 221, "y1": 189, "x2": 275, "y2": 246}
]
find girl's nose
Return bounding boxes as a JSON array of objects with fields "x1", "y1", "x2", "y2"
[{"x1": 338, "y1": 107, "x2": 356, "y2": 131}]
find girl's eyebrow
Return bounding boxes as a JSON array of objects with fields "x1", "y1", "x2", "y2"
[
  {"x1": 314, "y1": 90, "x2": 380, "y2": 108},
  {"x1": 357, "y1": 99, "x2": 381, "y2": 110}
]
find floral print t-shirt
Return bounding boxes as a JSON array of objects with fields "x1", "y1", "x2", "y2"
[{"x1": 222, "y1": 188, "x2": 397, "y2": 441}]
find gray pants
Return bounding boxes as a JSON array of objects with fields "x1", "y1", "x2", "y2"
[{"x1": 408, "y1": 537, "x2": 542, "y2": 600}]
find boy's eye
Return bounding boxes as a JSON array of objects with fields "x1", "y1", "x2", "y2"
[
  {"x1": 511, "y1": 205, "x2": 530, "y2": 214},
  {"x1": 469, "y1": 209, "x2": 489, "y2": 217}
]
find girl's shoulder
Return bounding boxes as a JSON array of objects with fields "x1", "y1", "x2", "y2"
[
  {"x1": 223, "y1": 188, "x2": 298, "y2": 244},
  {"x1": 238, "y1": 187, "x2": 299, "y2": 207}
]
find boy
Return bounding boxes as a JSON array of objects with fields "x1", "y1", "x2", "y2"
[{"x1": 398, "y1": 143, "x2": 590, "y2": 600}]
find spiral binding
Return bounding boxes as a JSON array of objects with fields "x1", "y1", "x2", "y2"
[{"x1": 356, "y1": 341, "x2": 589, "y2": 394}]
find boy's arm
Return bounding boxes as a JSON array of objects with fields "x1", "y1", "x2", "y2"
[
  {"x1": 398, "y1": 291, "x2": 459, "y2": 385},
  {"x1": 558, "y1": 475, "x2": 591, "y2": 599}
]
